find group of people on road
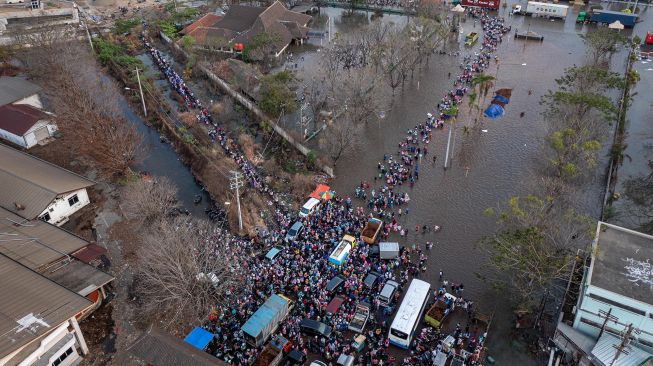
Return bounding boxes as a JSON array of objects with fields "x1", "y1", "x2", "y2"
[
  {"x1": 141, "y1": 8, "x2": 509, "y2": 366},
  {"x1": 143, "y1": 36, "x2": 296, "y2": 227}
]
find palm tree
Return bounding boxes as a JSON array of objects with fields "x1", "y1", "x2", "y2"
[
  {"x1": 443, "y1": 104, "x2": 458, "y2": 169},
  {"x1": 471, "y1": 73, "x2": 496, "y2": 122},
  {"x1": 466, "y1": 91, "x2": 478, "y2": 132}
]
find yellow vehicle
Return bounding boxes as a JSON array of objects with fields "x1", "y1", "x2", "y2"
[{"x1": 464, "y1": 32, "x2": 479, "y2": 46}]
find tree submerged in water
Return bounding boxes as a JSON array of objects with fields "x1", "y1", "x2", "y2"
[{"x1": 480, "y1": 195, "x2": 593, "y2": 308}]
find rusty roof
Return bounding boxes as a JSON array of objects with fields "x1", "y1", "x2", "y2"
[
  {"x1": 0, "y1": 143, "x2": 94, "y2": 219},
  {"x1": 181, "y1": 13, "x2": 222, "y2": 35},
  {"x1": 0, "y1": 253, "x2": 93, "y2": 359},
  {"x1": 0, "y1": 104, "x2": 50, "y2": 136}
]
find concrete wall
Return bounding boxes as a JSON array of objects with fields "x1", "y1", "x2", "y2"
[
  {"x1": 160, "y1": 31, "x2": 334, "y2": 178},
  {"x1": 39, "y1": 188, "x2": 90, "y2": 226}
]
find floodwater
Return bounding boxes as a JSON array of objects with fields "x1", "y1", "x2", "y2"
[
  {"x1": 279, "y1": 3, "x2": 651, "y2": 364},
  {"x1": 117, "y1": 84, "x2": 212, "y2": 216},
  {"x1": 610, "y1": 37, "x2": 653, "y2": 231}
]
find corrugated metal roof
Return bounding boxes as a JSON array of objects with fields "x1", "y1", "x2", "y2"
[
  {"x1": 0, "y1": 253, "x2": 93, "y2": 359},
  {"x1": 0, "y1": 104, "x2": 50, "y2": 136},
  {"x1": 40, "y1": 258, "x2": 114, "y2": 296},
  {"x1": 591, "y1": 333, "x2": 653, "y2": 366},
  {"x1": 0, "y1": 207, "x2": 88, "y2": 270},
  {"x1": 0, "y1": 143, "x2": 95, "y2": 219},
  {"x1": 0, "y1": 76, "x2": 41, "y2": 107},
  {"x1": 241, "y1": 294, "x2": 288, "y2": 337},
  {"x1": 118, "y1": 327, "x2": 227, "y2": 366}
]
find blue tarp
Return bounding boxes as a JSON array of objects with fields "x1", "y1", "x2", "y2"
[
  {"x1": 493, "y1": 95, "x2": 509, "y2": 104},
  {"x1": 484, "y1": 104, "x2": 505, "y2": 119},
  {"x1": 184, "y1": 327, "x2": 213, "y2": 350}
]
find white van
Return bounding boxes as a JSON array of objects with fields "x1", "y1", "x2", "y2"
[
  {"x1": 299, "y1": 197, "x2": 321, "y2": 217},
  {"x1": 378, "y1": 280, "x2": 400, "y2": 307},
  {"x1": 5, "y1": 0, "x2": 25, "y2": 4}
]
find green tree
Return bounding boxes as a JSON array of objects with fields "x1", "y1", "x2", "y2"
[
  {"x1": 243, "y1": 33, "x2": 282, "y2": 71},
  {"x1": 259, "y1": 71, "x2": 298, "y2": 117},
  {"x1": 480, "y1": 195, "x2": 593, "y2": 308},
  {"x1": 180, "y1": 35, "x2": 195, "y2": 50},
  {"x1": 471, "y1": 73, "x2": 495, "y2": 121},
  {"x1": 581, "y1": 28, "x2": 627, "y2": 66}
]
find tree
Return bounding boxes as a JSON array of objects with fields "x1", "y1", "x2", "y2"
[
  {"x1": 259, "y1": 71, "x2": 298, "y2": 117},
  {"x1": 481, "y1": 195, "x2": 593, "y2": 308},
  {"x1": 17, "y1": 37, "x2": 141, "y2": 179},
  {"x1": 243, "y1": 33, "x2": 282, "y2": 70},
  {"x1": 135, "y1": 216, "x2": 247, "y2": 327},
  {"x1": 122, "y1": 177, "x2": 181, "y2": 224},
  {"x1": 581, "y1": 28, "x2": 627, "y2": 67},
  {"x1": 471, "y1": 73, "x2": 495, "y2": 121},
  {"x1": 320, "y1": 116, "x2": 361, "y2": 165}
]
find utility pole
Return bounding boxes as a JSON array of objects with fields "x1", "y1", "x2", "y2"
[
  {"x1": 135, "y1": 68, "x2": 147, "y2": 117},
  {"x1": 598, "y1": 308, "x2": 617, "y2": 340},
  {"x1": 444, "y1": 120, "x2": 453, "y2": 169},
  {"x1": 610, "y1": 324, "x2": 635, "y2": 366},
  {"x1": 229, "y1": 171, "x2": 244, "y2": 232}
]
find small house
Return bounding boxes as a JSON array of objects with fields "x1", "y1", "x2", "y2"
[
  {"x1": 0, "y1": 104, "x2": 57, "y2": 148},
  {"x1": 0, "y1": 143, "x2": 95, "y2": 226}
]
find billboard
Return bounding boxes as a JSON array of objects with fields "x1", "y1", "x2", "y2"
[{"x1": 461, "y1": 0, "x2": 500, "y2": 10}]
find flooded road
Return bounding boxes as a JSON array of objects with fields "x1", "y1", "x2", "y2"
[{"x1": 284, "y1": 4, "x2": 649, "y2": 363}]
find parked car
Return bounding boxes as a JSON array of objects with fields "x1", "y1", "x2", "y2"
[
  {"x1": 378, "y1": 280, "x2": 400, "y2": 307},
  {"x1": 299, "y1": 318, "x2": 333, "y2": 338},
  {"x1": 363, "y1": 271, "x2": 381, "y2": 289},
  {"x1": 299, "y1": 197, "x2": 321, "y2": 217},
  {"x1": 325, "y1": 275, "x2": 345, "y2": 294},
  {"x1": 286, "y1": 221, "x2": 304, "y2": 241}
]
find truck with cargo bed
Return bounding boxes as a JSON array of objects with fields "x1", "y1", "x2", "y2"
[
  {"x1": 513, "y1": 1, "x2": 568, "y2": 19},
  {"x1": 590, "y1": 9, "x2": 637, "y2": 27},
  {"x1": 361, "y1": 218, "x2": 383, "y2": 244},
  {"x1": 348, "y1": 302, "x2": 371, "y2": 333},
  {"x1": 242, "y1": 294, "x2": 292, "y2": 347},
  {"x1": 253, "y1": 336, "x2": 291, "y2": 366},
  {"x1": 424, "y1": 293, "x2": 457, "y2": 328}
]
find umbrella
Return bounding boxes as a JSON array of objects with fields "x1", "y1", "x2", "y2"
[
  {"x1": 608, "y1": 20, "x2": 624, "y2": 30},
  {"x1": 321, "y1": 190, "x2": 335, "y2": 200},
  {"x1": 451, "y1": 4, "x2": 465, "y2": 12}
]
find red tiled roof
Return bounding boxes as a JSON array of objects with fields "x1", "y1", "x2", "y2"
[
  {"x1": 180, "y1": 13, "x2": 222, "y2": 35},
  {"x1": 0, "y1": 104, "x2": 49, "y2": 136}
]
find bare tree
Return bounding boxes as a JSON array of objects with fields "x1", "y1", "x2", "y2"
[
  {"x1": 135, "y1": 216, "x2": 247, "y2": 327},
  {"x1": 122, "y1": 177, "x2": 181, "y2": 224},
  {"x1": 319, "y1": 115, "x2": 362, "y2": 165},
  {"x1": 18, "y1": 35, "x2": 142, "y2": 179}
]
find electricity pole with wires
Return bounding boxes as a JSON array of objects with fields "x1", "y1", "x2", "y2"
[{"x1": 230, "y1": 171, "x2": 244, "y2": 232}]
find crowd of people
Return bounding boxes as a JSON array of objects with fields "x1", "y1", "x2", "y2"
[
  {"x1": 141, "y1": 8, "x2": 509, "y2": 366},
  {"x1": 143, "y1": 36, "x2": 295, "y2": 227}
]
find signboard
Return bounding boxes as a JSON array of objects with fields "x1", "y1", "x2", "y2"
[{"x1": 461, "y1": 0, "x2": 500, "y2": 10}]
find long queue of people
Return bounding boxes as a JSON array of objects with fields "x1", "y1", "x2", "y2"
[
  {"x1": 142, "y1": 35, "x2": 296, "y2": 227},
  {"x1": 353, "y1": 9, "x2": 510, "y2": 221},
  {"x1": 141, "y1": 9, "x2": 507, "y2": 366}
]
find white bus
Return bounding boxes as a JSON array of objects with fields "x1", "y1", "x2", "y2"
[{"x1": 388, "y1": 278, "x2": 431, "y2": 349}]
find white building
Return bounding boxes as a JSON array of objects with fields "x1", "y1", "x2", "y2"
[
  {"x1": 0, "y1": 254, "x2": 93, "y2": 366},
  {"x1": 572, "y1": 222, "x2": 653, "y2": 352},
  {"x1": 554, "y1": 222, "x2": 653, "y2": 365},
  {"x1": 0, "y1": 143, "x2": 94, "y2": 226},
  {"x1": 0, "y1": 104, "x2": 57, "y2": 148}
]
